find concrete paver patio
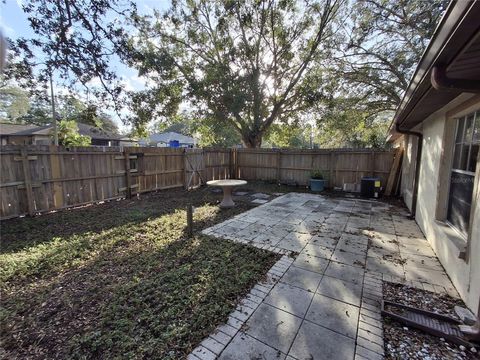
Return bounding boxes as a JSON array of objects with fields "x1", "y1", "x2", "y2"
[{"x1": 192, "y1": 193, "x2": 459, "y2": 360}]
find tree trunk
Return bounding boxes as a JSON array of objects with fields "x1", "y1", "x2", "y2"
[{"x1": 242, "y1": 132, "x2": 263, "y2": 148}]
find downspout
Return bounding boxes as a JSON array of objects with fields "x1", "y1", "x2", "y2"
[{"x1": 395, "y1": 123, "x2": 423, "y2": 218}]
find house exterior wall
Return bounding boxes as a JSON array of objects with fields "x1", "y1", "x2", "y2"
[
  {"x1": 0, "y1": 135, "x2": 51, "y2": 145},
  {"x1": 33, "y1": 135, "x2": 52, "y2": 145},
  {"x1": 119, "y1": 140, "x2": 138, "y2": 147},
  {"x1": 400, "y1": 134, "x2": 418, "y2": 211},
  {"x1": 91, "y1": 139, "x2": 120, "y2": 147},
  {"x1": 401, "y1": 94, "x2": 480, "y2": 315},
  {"x1": 1, "y1": 135, "x2": 34, "y2": 145}
]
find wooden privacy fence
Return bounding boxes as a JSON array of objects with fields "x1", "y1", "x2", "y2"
[
  {"x1": 235, "y1": 148, "x2": 395, "y2": 189},
  {"x1": 0, "y1": 145, "x2": 395, "y2": 220},
  {"x1": 0, "y1": 145, "x2": 233, "y2": 220}
]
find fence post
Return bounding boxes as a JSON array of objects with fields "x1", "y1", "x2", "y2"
[
  {"x1": 370, "y1": 151, "x2": 375, "y2": 177},
  {"x1": 229, "y1": 148, "x2": 235, "y2": 179},
  {"x1": 329, "y1": 151, "x2": 335, "y2": 189},
  {"x1": 49, "y1": 145, "x2": 64, "y2": 209},
  {"x1": 187, "y1": 205, "x2": 193, "y2": 237},
  {"x1": 183, "y1": 148, "x2": 188, "y2": 189},
  {"x1": 234, "y1": 148, "x2": 239, "y2": 179},
  {"x1": 20, "y1": 147, "x2": 35, "y2": 216},
  {"x1": 277, "y1": 150, "x2": 281, "y2": 183},
  {"x1": 124, "y1": 148, "x2": 132, "y2": 198}
]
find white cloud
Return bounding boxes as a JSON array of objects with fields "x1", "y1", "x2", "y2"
[
  {"x1": 119, "y1": 74, "x2": 151, "y2": 92},
  {"x1": 0, "y1": 15, "x2": 15, "y2": 37},
  {"x1": 86, "y1": 77, "x2": 103, "y2": 87}
]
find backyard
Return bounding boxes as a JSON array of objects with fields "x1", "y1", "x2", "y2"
[
  {"x1": 1, "y1": 181, "x2": 478, "y2": 359},
  {"x1": 0, "y1": 185, "x2": 282, "y2": 359},
  {"x1": 1, "y1": 0, "x2": 479, "y2": 359}
]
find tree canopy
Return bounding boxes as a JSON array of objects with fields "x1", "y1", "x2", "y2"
[
  {"x1": 0, "y1": 85, "x2": 119, "y2": 134},
  {"x1": 6, "y1": 0, "x2": 135, "y2": 112},
  {"x1": 129, "y1": 0, "x2": 345, "y2": 147},
  {"x1": 3, "y1": 0, "x2": 449, "y2": 148},
  {"x1": 0, "y1": 86, "x2": 30, "y2": 122},
  {"x1": 334, "y1": 0, "x2": 448, "y2": 115}
]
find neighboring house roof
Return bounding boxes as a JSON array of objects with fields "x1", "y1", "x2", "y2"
[
  {"x1": 0, "y1": 122, "x2": 122, "y2": 141},
  {"x1": 10, "y1": 125, "x2": 53, "y2": 136},
  {"x1": 390, "y1": 0, "x2": 480, "y2": 139},
  {"x1": 0, "y1": 123, "x2": 43, "y2": 136},
  {"x1": 149, "y1": 131, "x2": 195, "y2": 144},
  {"x1": 76, "y1": 123, "x2": 122, "y2": 140},
  {"x1": 119, "y1": 136, "x2": 136, "y2": 141}
]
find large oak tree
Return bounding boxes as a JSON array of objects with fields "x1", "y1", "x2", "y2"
[{"x1": 129, "y1": 0, "x2": 345, "y2": 147}]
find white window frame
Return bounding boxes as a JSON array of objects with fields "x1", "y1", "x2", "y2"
[
  {"x1": 446, "y1": 110, "x2": 479, "y2": 236},
  {"x1": 435, "y1": 96, "x2": 480, "y2": 263}
]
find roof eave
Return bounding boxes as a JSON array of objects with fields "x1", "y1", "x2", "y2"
[{"x1": 390, "y1": 0, "x2": 480, "y2": 137}]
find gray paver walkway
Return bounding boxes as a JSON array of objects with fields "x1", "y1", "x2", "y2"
[{"x1": 192, "y1": 193, "x2": 459, "y2": 360}]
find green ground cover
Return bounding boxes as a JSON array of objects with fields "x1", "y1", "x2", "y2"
[{"x1": 0, "y1": 187, "x2": 279, "y2": 359}]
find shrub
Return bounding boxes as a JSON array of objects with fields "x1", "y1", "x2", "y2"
[{"x1": 310, "y1": 169, "x2": 324, "y2": 180}]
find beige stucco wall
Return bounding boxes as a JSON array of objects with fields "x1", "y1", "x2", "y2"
[
  {"x1": 400, "y1": 134, "x2": 418, "y2": 211},
  {"x1": 404, "y1": 93, "x2": 480, "y2": 315}
]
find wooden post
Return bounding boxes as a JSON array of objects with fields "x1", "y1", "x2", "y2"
[
  {"x1": 187, "y1": 205, "x2": 193, "y2": 237},
  {"x1": 183, "y1": 148, "x2": 188, "y2": 189},
  {"x1": 124, "y1": 148, "x2": 132, "y2": 198},
  {"x1": 370, "y1": 151, "x2": 375, "y2": 177},
  {"x1": 277, "y1": 150, "x2": 281, "y2": 183},
  {"x1": 385, "y1": 148, "x2": 403, "y2": 196},
  {"x1": 234, "y1": 148, "x2": 239, "y2": 179},
  {"x1": 20, "y1": 148, "x2": 35, "y2": 216},
  {"x1": 229, "y1": 148, "x2": 235, "y2": 179},
  {"x1": 49, "y1": 145, "x2": 64, "y2": 209}
]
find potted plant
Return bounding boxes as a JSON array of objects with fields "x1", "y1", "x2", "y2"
[{"x1": 309, "y1": 170, "x2": 326, "y2": 192}]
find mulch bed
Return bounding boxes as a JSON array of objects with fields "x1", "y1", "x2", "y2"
[{"x1": 383, "y1": 282, "x2": 479, "y2": 360}]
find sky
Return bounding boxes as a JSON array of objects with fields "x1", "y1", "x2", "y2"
[{"x1": 0, "y1": 0, "x2": 171, "y2": 133}]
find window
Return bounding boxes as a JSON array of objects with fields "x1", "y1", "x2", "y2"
[{"x1": 447, "y1": 110, "x2": 479, "y2": 235}]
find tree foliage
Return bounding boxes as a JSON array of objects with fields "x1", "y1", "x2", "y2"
[
  {"x1": 0, "y1": 86, "x2": 31, "y2": 122},
  {"x1": 6, "y1": 0, "x2": 135, "y2": 112},
  {"x1": 129, "y1": 0, "x2": 345, "y2": 147},
  {"x1": 6, "y1": 0, "x2": 449, "y2": 148},
  {"x1": 192, "y1": 116, "x2": 241, "y2": 148},
  {"x1": 0, "y1": 87, "x2": 119, "y2": 133},
  {"x1": 335, "y1": 0, "x2": 448, "y2": 114},
  {"x1": 316, "y1": 97, "x2": 390, "y2": 148},
  {"x1": 57, "y1": 120, "x2": 91, "y2": 146},
  {"x1": 264, "y1": 123, "x2": 307, "y2": 148}
]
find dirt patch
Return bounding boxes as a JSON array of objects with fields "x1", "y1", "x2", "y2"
[{"x1": 383, "y1": 282, "x2": 479, "y2": 360}]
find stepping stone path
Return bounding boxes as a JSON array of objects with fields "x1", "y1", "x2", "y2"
[
  {"x1": 233, "y1": 191, "x2": 249, "y2": 196},
  {"x1": 251, "y1": 199, "x2": 269, "y2": 204},
  {"x1": 251, "y1": 193, "x2": 270, "y2": 199},
  {"x1": 192, "y1": 193, "x2": 459, "y2": 360}
]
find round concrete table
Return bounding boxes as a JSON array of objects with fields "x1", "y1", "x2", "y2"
[{"x1": 207, "y1": 179, "x2": 247, "y2": 208}]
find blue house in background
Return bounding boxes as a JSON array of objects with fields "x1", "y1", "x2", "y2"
[{"x1": 169, "y1": 140, "x2": 180, "y2": 148}]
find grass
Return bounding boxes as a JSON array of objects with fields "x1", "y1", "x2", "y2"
[{"x1": 0, "y1": 187, "x2": 280, "y2": 359}]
